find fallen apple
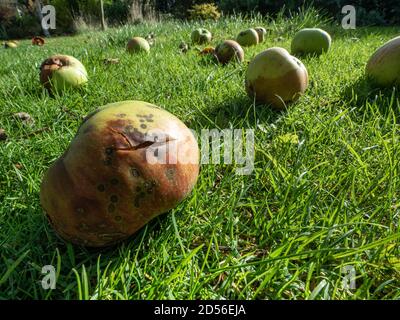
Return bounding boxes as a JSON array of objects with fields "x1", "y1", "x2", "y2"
[
  {"x1": 245, "y1": 47, "x2": 309, "y2": 109},
  {"x1": 4, "y1": 41, "x2": 18, "y2": 48},
  {"x1": 40, "y1": 100, "x2": 200, "y2": 247},
  {"x1": 40, "y1": 54, "x2": 88, "y2": 92},
  {"x1": 366, "y1": 35, "x2": 400, "y2": 87},
  {"x1": 254, "y1": 27, "x2": 267, "y2": 43},
  {"x1": 291, "y1": 28, "x2": 331, "y2": 56},
  {"x1": 32, "y1": 36, "x2": 45, "y2": 46},
  {"x1": 127, "y1": 37, "x2": 150, "y2": 54},
  {"x1": 215, "y1": 40, "x2": 244, "y2": 64},
  {"x1": 191, "y1": 28, "x2": 212, "y2": 45},
  {"x1": 236, "y1": 29, "x2": 259, "y2": 47}
]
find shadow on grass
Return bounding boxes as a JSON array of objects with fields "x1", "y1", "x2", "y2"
[
  {"x1": 325, "y1": 26, "x2": 400, "y2": 41},
  {"x1": 186, "y1": 94, "x2": 285, "y2": 130},
  {"x1": 340, "y1": 75, "x2": 400, "y2": 120}
]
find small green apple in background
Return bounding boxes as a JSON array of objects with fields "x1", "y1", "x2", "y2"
[
  {"x1": 4, "y1": 40, "x2": 18, "y2": 48},
  {"x1": 40, "y1": 55, "x2": 88, "y2": 92},
  {"x1": 191, "y1": 28, "x2": 212, "y2": 45},
  {"x1": 127, "y1": 37, "x2": 150, "y2": 54},
  {"x1": 366, "y1": 35, "x2": 400, "y2": 87},
  {"x1": 215, "y1": 40, "x2": 244, "y2": 64},
  {"x1": 40, "y1": 100, "x2": 200, "y2": 247},
  {"x1": 245, "y1": 47, "x2": 309, "y2": 109},
  {"x1": 254, "y1": 27, "x2": 267, "y2": 43},
  {"x1": 236, "y1": 28, "x2": 259, "y2": 47},
  {"x1": 291, "y1": 28, "x2": 331, "y2": 56}
]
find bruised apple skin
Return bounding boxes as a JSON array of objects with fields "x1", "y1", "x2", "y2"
[
  {"x1": 245, "y1": 47, "x2": 309, "y2": 109},
  {"x1": 40, "y1": 101, "x2": 199, "y2": 247},
  {"x1": 127, "y1": 37, "x2": 150, "y2": 54},
  {"x1": 366, "y1": 36, "x2": 400, "y2": 87},
  {"x1": 40, "y1": 55, "x2": 88, "y2": 92},
  {"x1": 215, "y1": 40, "x2": 244, "y2": 64}
]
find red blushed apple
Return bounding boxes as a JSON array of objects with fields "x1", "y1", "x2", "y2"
[
  {"x1": 215, "y1": 40, "x2": 244, "y2": 64},
  {"x1": 40, "y1": 100, "x2": 199, "y2": 247}
]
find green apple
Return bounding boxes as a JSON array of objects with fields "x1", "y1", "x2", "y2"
[
  {"x1": 191, "y1": 28, "x2": 212, "y2": 45},
  {"x1": 215, "y1": 40, "x2": 244, "y2": 64},
  {"x1": 254, "y1": 27, "x2": 267, "y2": 43},
  {"x1": 40, "y1": 55, "x2": 88, "y2": 92},
  {"x1": 245, "y1": 47, "x2": 309, "y2": 109},
  {"x1": 236, "y1": 28, "x2": 259, "y2": 47},
  {"x1": 291, "y1": 28, "x2": 331, "y2": 56},
  {"x1": 366, "y1": 35, "x2": 400, "y2": 87},
  {"x1": 127, "y1": 37, "x2": 150, "y2": 54}
]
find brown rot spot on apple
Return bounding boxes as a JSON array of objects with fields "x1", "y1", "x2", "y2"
[
  {"x1": 97, "y1": 184, "x2": 105, "y2": 192},
  {"x1": 116, "y1": 113, "x2": 127, "y2": 118},
  {"x1": 110, "y1": 195, "x2": 118, "y2": 203},
  {"x1": 108, "y1": 203, "x2": 116, "y2": 213},
  {"x1": 145, "y1": 180, "x2": 157, "y2": 193},
  {"x1": 140, "y1": 124, "x2": 147, "y2": 129},
  {"x1": 111, "y1": 178, "x2": 119, "y2": 185},
  {"x1": 79, "y1": 223, "x2": 89, "y2": 231},
  {"x1": 133, "y1": 196, "x2": 140, "y2": 208},
  {"x1": 165, "y1": 168, "x2": 175, "y2": 181},
  {"x1": 115, "y1": 216, "x2": 122, "y2": 222},
  {"x1": 76, "y1": 208, "x2": 85, "y2": 214},
  {"x1": 105, "y1": 147, "x2": 114, "y2": 155},
  {"x1": 104, "y1": 158, "x2": 112, "y2": 166},
  {"x1": 131, "y1": 167, "x2": 140, "y2": 177}
]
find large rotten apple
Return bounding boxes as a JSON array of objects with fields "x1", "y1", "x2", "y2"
[
  {"x1": 40, "y1": 100, "x2": 199, "y2": 247},
  {"x1": 40, "y1": 54, "x2": 88, "y2": 92},
  {"x1": 245, "y1": 47, "x2": 309, "y2": 109},
  {"x1": 366, "y1": 35, "x2": 400, "y2": 87}
]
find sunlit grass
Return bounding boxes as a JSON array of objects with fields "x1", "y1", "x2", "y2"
[{"x1": 0, "y1": 14, "x2": 399, "y2": 299}]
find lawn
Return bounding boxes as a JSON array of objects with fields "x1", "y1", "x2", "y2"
[{"x1": 0, "y1": 11, "x2": 399, "y2": 299}]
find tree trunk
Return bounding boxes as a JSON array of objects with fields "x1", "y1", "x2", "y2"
[{"x1": 100, "y1": 0, "x2": 106, "y2": 31}]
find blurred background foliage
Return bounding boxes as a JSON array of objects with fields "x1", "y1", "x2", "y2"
[{"x1": 1, "y1": 0, "x2": 399, "y2": 39}]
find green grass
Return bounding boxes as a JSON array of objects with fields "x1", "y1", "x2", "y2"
[{"x1": 0, "y1": 13, "x2": 400, "y2": 300}]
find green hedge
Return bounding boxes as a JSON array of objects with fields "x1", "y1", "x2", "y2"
[{"x1": 155, "y1": 0, "x2": 400, "y2": 25}]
